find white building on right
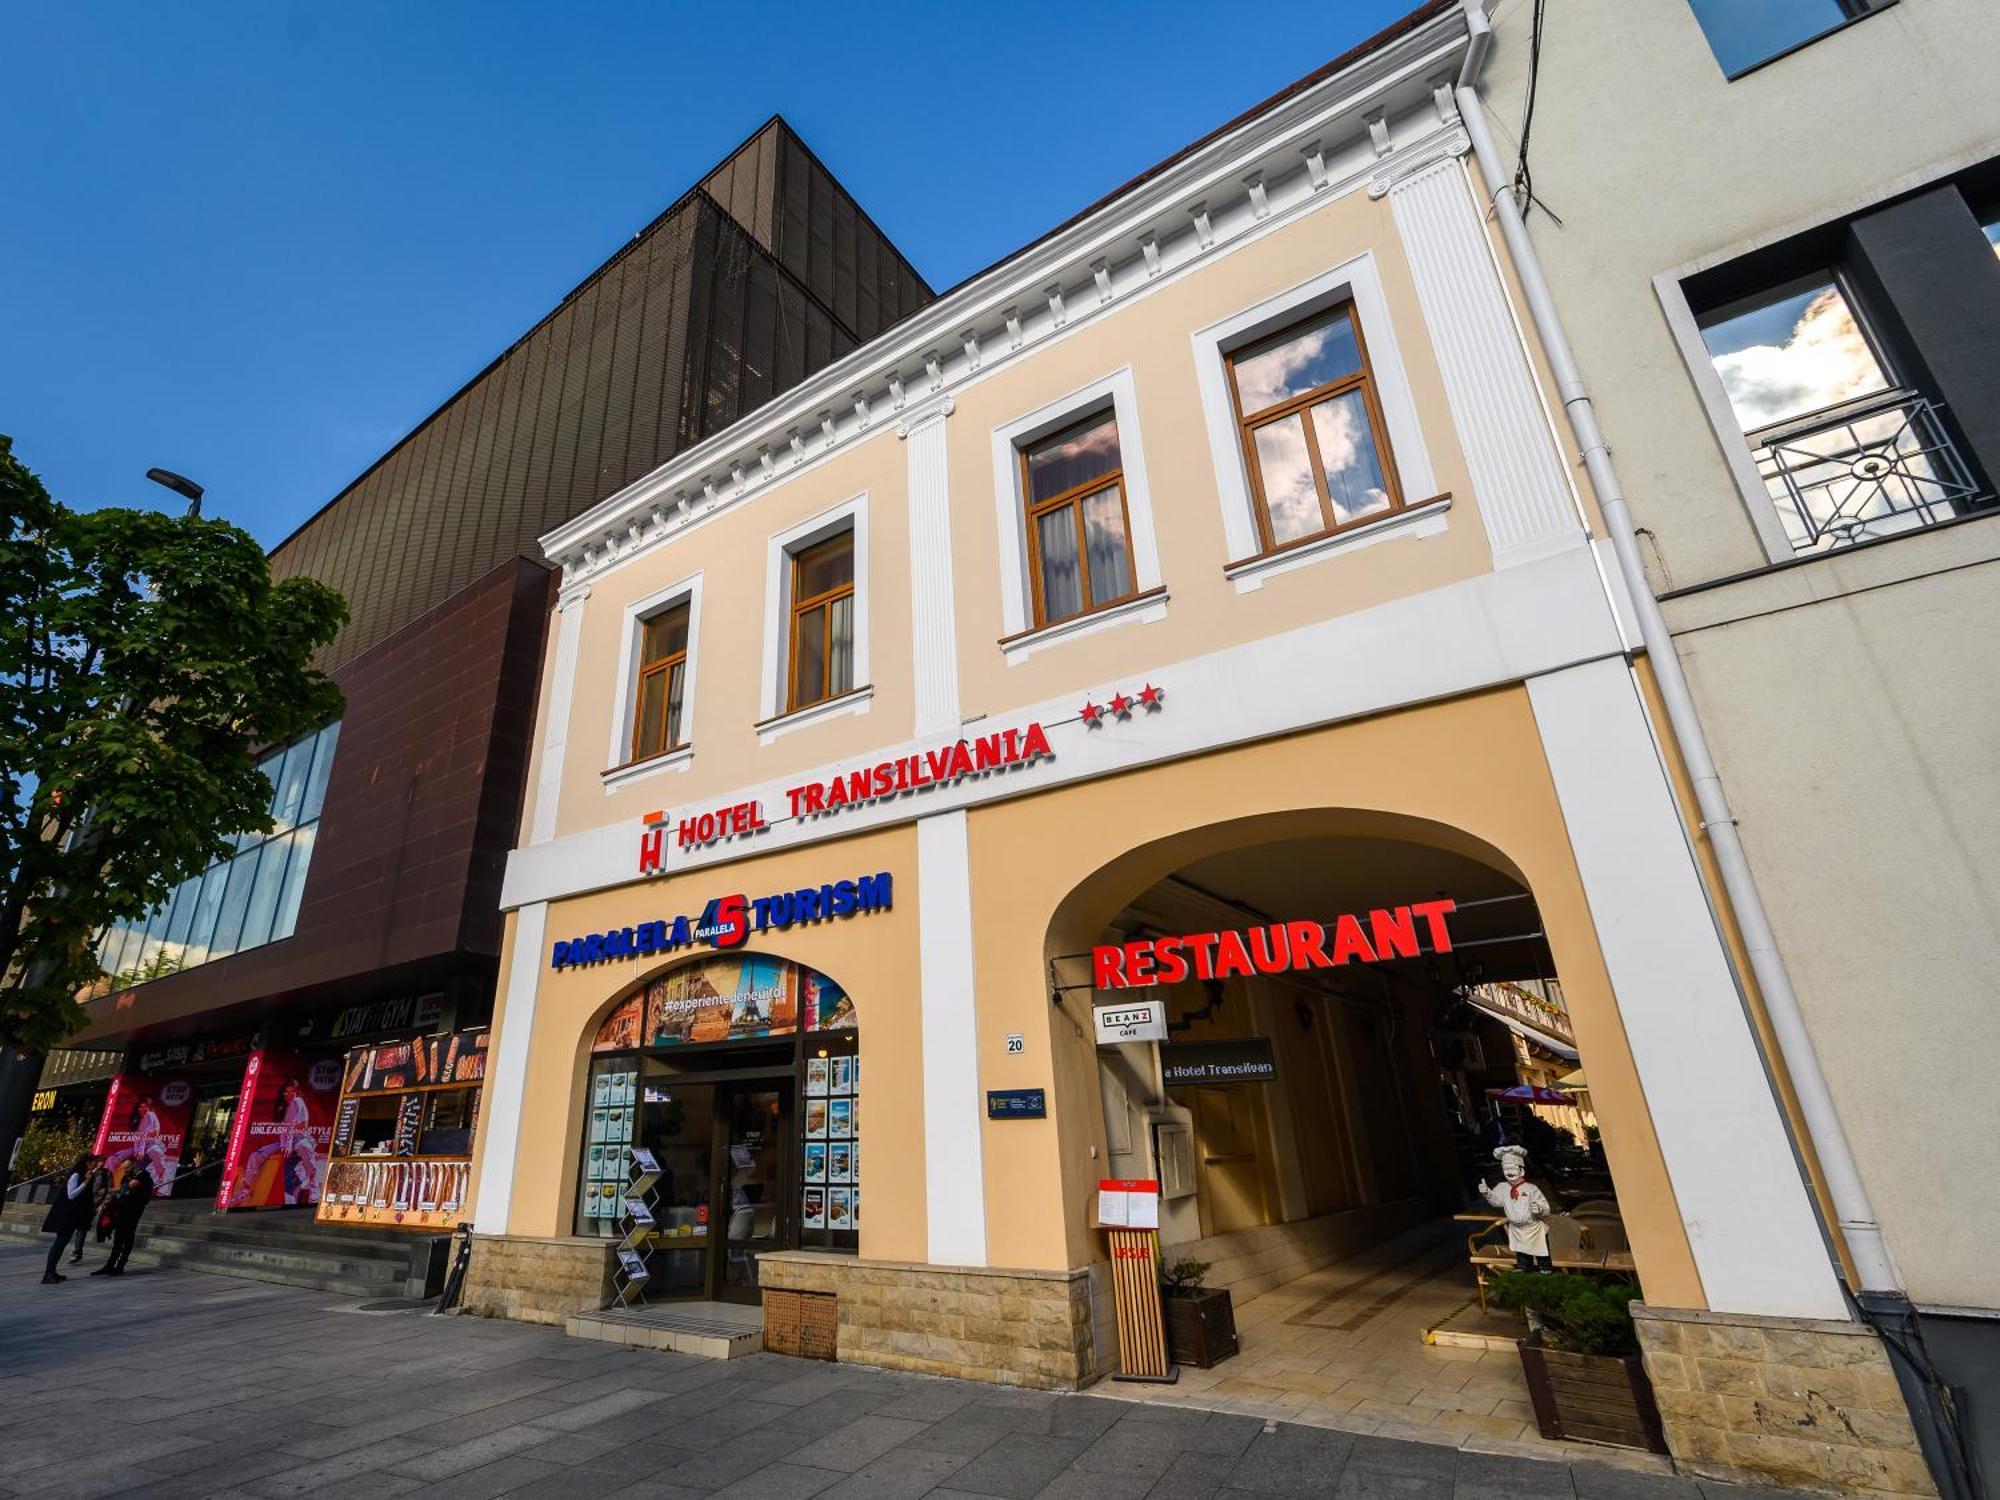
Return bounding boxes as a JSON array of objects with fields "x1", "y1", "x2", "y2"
[{"x1": 1471, "y1": 1, "x2": 2000, "y2": 1493}]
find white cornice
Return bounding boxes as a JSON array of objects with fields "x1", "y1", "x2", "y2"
[{"x1": 543, "y1": 9, "x2": 1475, "y2": 588}]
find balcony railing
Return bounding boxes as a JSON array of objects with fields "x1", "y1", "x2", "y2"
[{"x1": 1750, "y1": 389, "x2": 1990, "y2": 555}]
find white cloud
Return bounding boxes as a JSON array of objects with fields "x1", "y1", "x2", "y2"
[{"x1": 1711, "y1": 288, "x2": 1887, "y2": 431}]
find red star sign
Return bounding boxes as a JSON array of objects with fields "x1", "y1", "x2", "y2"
[
  {"x1": 1108, "y1": 691, "x2": 1133, "y2": 717},
  {"x1": 1137, "y1": 683, "x2": 1163, "y2": 709},
  {"x1": 1079, "y1": 700, "x2": 1102, "y2": 726}
]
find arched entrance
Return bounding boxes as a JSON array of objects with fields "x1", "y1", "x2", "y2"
[
  {"x1": 1052, "y1": 810, "x2": 1656, "y2": 1434},
  {"x1": 578, "y1": 951, "x2": 858, "y2": 1304}
]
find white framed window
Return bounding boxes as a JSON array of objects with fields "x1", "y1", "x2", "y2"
[
  {"x1": 604, "y1": 572, "x2": 703, "y2": 791},
  {"x1": 1191, "y1": 252, "x2": 1441, "y2": 590},
  {"x1": 989, "y1": 367, "x2": 1166, "y2": 662},
  {"x1": 758, "y1": 494, "x2": 872, "y2": 742}
]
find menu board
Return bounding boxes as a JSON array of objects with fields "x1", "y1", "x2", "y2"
[
  {"x1": 341, "y1": 1029, "x2": 489, "y2": 1093},
  {"x1": 802, "y1": 1047, "x2": 860, "y2": 1238}
]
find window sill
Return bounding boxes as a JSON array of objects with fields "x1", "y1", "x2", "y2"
[
  {"x1": 999, "y1": 587, "x2": 1169, "y2": 665},
  {"x1": 755, "y1": 684, "x2": 874, "y2": 745},
  {"x1": 1225, "y1": 493, "x2": 1452, "y2": 593},
  {"x1": 601, "y1": 744, "x2": 694, "y2": 794}
]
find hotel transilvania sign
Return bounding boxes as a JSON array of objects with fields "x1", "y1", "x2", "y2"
[{"x1": 637, "y1": 686, "x2": 1167, "y2": 873}]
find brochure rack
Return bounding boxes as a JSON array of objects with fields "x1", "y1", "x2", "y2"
[{"x1": 614, "y1": 1148, "x2": 664, "y2": 1306}]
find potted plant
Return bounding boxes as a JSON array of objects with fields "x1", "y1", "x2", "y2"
[
  {"x1": 1159, "y1": 1259, "x2": 1238, "y2": 1369},
  {"x1": 1488, "y1": 1272, "x2": 1667, "y2": 1454}
]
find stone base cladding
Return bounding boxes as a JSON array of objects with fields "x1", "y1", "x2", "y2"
[
  {"x1": 1633, "y1": 1303, "x2": 1936, "y2": 1497},
  {"x1": 1160, "y1": 1198, "x2": 1431, "y2": 1302},
  {"x1": 759, "y1": 1251, "x2": 1113, "y2": 1388},
  {"x1": 462, "y1": 1234, "x2": 616, "y2": 1326}
]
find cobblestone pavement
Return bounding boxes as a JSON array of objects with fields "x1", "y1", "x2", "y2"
[{"x1": 0, "y1": 1242, "x2": 1805, "y2": 1499}]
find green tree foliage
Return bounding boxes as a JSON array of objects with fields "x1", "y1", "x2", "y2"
[{"x1": 0, "y1": 436, "x2": 346, "y2": 1049}]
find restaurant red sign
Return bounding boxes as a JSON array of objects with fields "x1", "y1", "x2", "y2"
[{"x1": 1093, "y1": 901, "x2": 1457, "y2": 989}]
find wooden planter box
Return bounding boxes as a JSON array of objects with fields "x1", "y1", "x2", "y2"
[
  {"x1": 1163, "y1": 1287, "x2": 1238, "y2": 1369},
  {"x1": 1517, "y1": 1334, "x2": 1668, "y2": 1453}
]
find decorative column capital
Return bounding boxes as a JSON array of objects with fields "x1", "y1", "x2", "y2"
[
  {"x1": 896, "y1": 394, "x2": 956, "y2": 440},
  {"x1": 556, "y1": 578, "x2": 593, "y2": 612},
  {"x1": 1366, "y1": 128, "x2": 1471, "y2": 200}
]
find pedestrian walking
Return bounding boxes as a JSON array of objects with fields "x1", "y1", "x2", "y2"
[
  {"x1": 68, "y1": 1159, "x2": 112, "y2": 1265},
  {"x1": 40, "y1": 1153, "x2": 98, "y2": 1284},
  {"x1": 91, "y1": 1162, "x2": 155, "y2": 1277}
]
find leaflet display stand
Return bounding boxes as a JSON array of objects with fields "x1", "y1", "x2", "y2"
[
  {"x1": 614, "y1": 1147, "x2": 663, "y2": 1306},
  {"x1": 1099, "y1": 1179, "x2": 1176, "y2": 1383}
]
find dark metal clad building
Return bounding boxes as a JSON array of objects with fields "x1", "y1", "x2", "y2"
[{"x1": 269, "y1": 119, "x2": 932, "y2": 672}]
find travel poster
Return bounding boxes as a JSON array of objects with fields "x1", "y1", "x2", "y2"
[
  {"x1": 94, "y1": 1074, "x2": 194, "y2": 1197},
  {"x1": 827, "y1": 1187, "x2": 852, "y2": 1229},
  {"x1": 642, "y1": 955, "x2": 798, "y2": 1045},
  {"x1": 803, "y1": 1186, "x2": 826, "y2": 1229},
  {"x1": 218, "y1": 1050, "x2": 339, "y2": 1210},
  {"x1": 801, "y1": 969, "x2": 856, "y2": 1031},
  {"x1": 828, "y1": 1098, "x2": 852, "y2": 1139},
  {"x1": 804, "y1": 1098, "x2": 828, "y2": 1138},
  {"x1": 804, "y1": 1142, "x2": 827, "y2": 1181},
  {"x1": 828, "y1": 1143, "x2": 852, "y2": 1184},
  {"x1": 806, "y1": 1057, "x2": 829, "y2": 1096}
]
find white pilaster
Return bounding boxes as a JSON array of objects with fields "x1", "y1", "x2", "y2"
[
  {"x1": 530, "y1": 580, "x2": 591, "y2": 846},
  {"x1": 1379, "y1": 143, "x2": 1586, "y2": 568},
  {"x1": 473, "y1": 900, "x2": 547, "y2": 1235},
  {"x1": 917, "y1": 808, "x2": 987, "y2": 1266},
  {"x1": 1527, "y1": 658, "x2": 1845, "y2": 1319},
  {"x1": 898, "y1": 397, "x2": 960, "y2": 737}
]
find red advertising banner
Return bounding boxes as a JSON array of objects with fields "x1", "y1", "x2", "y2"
[
  {"x1": 218, "y1": 1050, "x2": 340, "y2": 1210},
  {"x1": 93, "y1": 1075, "x2": 194, "y2": 1198}
]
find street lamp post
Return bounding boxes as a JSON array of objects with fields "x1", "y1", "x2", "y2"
[{"x1": 144, "y1": 467, "x2": 203, "y2": 518}]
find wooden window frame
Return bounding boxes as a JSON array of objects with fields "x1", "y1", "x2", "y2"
[
  {"x1": 787, "y1": 532, "x2": 855, "y2": 714},
  {"x1": 628, "y1": 603, "x2": 691, "y2": 764},
  {"x1": 1019, "y1": 412, "x2": 1140, "y2": 630},
  {"x1": 1226, "y1": 300, "x2": 1404, "y2": 558}
]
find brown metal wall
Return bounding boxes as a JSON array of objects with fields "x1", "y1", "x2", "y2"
[
  {"x1": 269, "y1": 119, "x2": 931, "y2": 673},
  {"x1": 74, "y1": 556, "x2": 556, "y2": 1045}
]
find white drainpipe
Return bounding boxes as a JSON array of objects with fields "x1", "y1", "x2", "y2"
[{"x1": 1452, "y1": 0, "x2": 1900, "y2": 1295}]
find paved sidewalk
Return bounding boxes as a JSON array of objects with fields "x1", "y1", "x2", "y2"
[{"x1": 0, "y1": 1241, "x2": 1801, "y2": 1499}]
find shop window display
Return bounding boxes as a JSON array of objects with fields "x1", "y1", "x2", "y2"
[{"x1": 583, "y1": 953, "x2": 858, "y2": 1302}]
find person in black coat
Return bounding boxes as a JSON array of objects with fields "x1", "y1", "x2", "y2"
[
  {"x1": 40, "y1": 1154, "x2": 98, "y2": 1284},
  {"x1": 92, "y1": 1164, "x2": 154, "y2": 1277},
  {"x1": 68, "y1": 1161, "x2": 112, "y2": 1265}
]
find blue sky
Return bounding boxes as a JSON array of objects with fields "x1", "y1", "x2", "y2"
[{"x1": 3, "y1": 2, "x2": 1412, "y2": 549}]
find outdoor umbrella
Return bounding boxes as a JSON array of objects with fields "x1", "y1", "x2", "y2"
[{"x1": 1486, "y1": 1083, "x2": 1576, "y2": 1105}]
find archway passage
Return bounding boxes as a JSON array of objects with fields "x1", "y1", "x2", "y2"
[
  {"x1": 580, "y1": 952, "x2": 858, "y2": 1305},
  {"x1": 1076, "y1": 826, "x2": 1630, "y2": 1448}
]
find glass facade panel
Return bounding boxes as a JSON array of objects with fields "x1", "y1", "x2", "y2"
[{"x1": 93, "y1": 720, "x2": 341, "y2": 990}]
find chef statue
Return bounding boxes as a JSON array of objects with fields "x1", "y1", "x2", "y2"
[{"x1": 1477, "y1": 1144, "x2": 1553, "y2": 1271}]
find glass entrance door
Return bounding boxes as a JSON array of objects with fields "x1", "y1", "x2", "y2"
[{"x1": 713, "y1": 1084, "x2": 790, "y2": 1303}]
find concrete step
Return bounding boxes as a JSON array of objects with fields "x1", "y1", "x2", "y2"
[
  {"x1": 4, "y1": 1196, "x2": 445, "y2": 1298},
  {"x1": 566, "y1": 1301, "x2": 765, "y2": 1359}
]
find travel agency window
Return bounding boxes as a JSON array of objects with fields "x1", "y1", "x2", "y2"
[
  {"x1": 93, "y1": 719, "x2": 341, "y2": 988},
  {"x1": 1228, "y1": 301, "x2": 1404, "y2": 555},
  {"x1": 1686, "y1": 0, "x2": 1895, "y2": 79}
]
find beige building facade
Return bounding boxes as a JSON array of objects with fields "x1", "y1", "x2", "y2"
[{"x1": 461, "y1": 4, "x2": 1941, "y2": 1491}]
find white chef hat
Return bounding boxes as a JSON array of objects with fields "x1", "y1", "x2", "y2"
[{"x1": 1493, "y1": 1144, "x2": 1529, "y2": 1173}]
